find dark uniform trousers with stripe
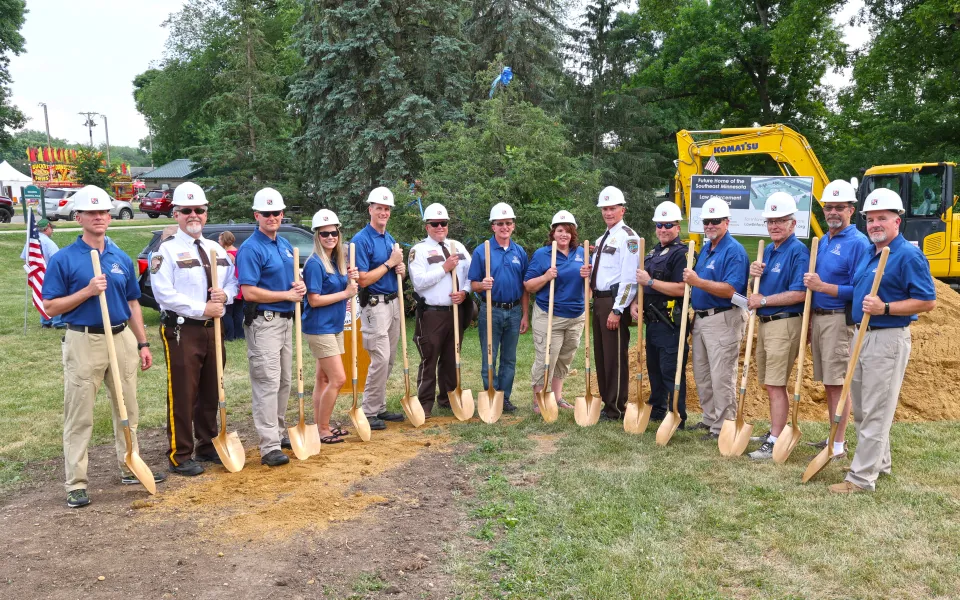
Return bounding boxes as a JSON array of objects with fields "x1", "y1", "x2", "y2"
[
  {"x1": 413, "y1": 304, "x2": 471, "y2": 415},
  {"x1": 161, "y1": 323, "x2": 224, "y2": 466},
  {"x1": 592, "y1": 296, "x2": 631, "y2": 418}
]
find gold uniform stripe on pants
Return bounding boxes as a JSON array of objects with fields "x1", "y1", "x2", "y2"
[{"x1": 160, "y1": 324, "x2": 178, "y2": 466}]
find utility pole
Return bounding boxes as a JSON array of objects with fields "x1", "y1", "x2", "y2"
[
  {"x1": 38, "y1": 102, "x2": 52, "y2": 148},
  {"x1": 78, "y1": 112, "x2": 99, "y2": 147},
  {"x1": 149, "y1": 130, "x2": 154, "y2": 167},
  {"x1": 101, "y1": 114, "x2": 111, "y2": 168}
]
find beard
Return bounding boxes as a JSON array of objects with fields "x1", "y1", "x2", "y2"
[
  {"x1": 705, "y1": 230, "x2": 719, "y2": 241},
  {"x1": 868, "y1": 230, "x2": 888, "y2": 243},
  {"x1": 185, "y1": 222, "x2": 203, "y2": 235},
  {"x1": 826, "y1": 217, "x2": 843, "y2": 229}
]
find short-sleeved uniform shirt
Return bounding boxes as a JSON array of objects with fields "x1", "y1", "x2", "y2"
[
  {"x1": 757, "y1": 234, "x2": 809, "y2": 316},
  {"x1": 302, "y1": 254, "x2": 348, "y2": 335},
  {"x1": 43, "y1": 236, "x2": 140, "y2": 326},
  {"x1": 408, "y1": 237, "x2": 471, "y2": 305},
  {"x1": 851, "y1": 234, "x2": 936, "y2": 327},
  {"x1": 691, "y1": 232, "x2": 748, "y2": 311},
  {"x1": 236, "y1": 228, "x2": 296, "y2": 313},
  {"x1": 813, "y1": 225, "x2": 871, "y2": 310},
  {"x1": 591, "y1": 220, "x2": 641, "y2": 312},
  {"x1": 150, "y1": 229, "x2": 239, "y2": 319},
  {"x1": 524, "y1": 244, "x2": 585, "y2": 318},
  {"x1": 643, "y1": 237, "x2": 691, "y2": 307},
  {"x1": 468, "y1": 237, "x2": 528, "y2": 304},
  {"x1": 350, "y1": 224, "x2": 398, "y2": 295}
]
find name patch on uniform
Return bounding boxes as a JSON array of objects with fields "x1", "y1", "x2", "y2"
[
  {"x1": 110, "y1": 263, "x2": 124, "y2": 275},
  {"x1": 427, "y1": 255, "x2": 444, "y2": 265},
  {"x1": 216, "y1": 258, "x2": 230, "y2": 267},
  {"x1": 627, "y1": 240, "x2": 639, "y2": 254},
  {"x1": 602, "y1": 245, "x2": 617, "y2": 255},
  {"x1": 150, "y1": 255, "x2": 163, "y2": 274}
]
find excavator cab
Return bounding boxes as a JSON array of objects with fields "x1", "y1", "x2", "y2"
[{"x1": 857, "y1": 163, "x2": 959, "y2": 282}]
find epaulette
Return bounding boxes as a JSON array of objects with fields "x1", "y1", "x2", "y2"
[{"x1": 622, "y1": 226, "x2": 637, "y2": 237}]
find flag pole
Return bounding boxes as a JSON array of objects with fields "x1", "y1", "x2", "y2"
[{"x1": 23, "y1": 207, "x2": 31, "y2": 334}]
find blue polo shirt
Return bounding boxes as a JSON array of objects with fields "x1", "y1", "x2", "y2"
[
  {"x1": 302, "y1": 254, "x2": 347, "y2": 335},
  {"x1": 524, "y1": 245, "x2": 585, "y2": 318},
  {"x1": 813, "y1": 225, "x2": 871, "y2": 310},
  {"x1": 757, "y1": 234, "x2": 809, "y2": 316},
  {"x1": 851, "y1": 234, "x2": 936, "y2": 327},
  {"x1": 236, "y1": 228, "x2": 296, "y2": 312},
  {"x1": 691, "y1": 233, "x2": 748, "y2": 310},
  {"x1": 43, "y1": 235, "x2": 139, "y2": 326},
  {"x1": 350, "y1": 224, "x2": 398, "y2": 295},
  {"x1": 468, "y1": 237, "x2": 528, "y2": 304}
]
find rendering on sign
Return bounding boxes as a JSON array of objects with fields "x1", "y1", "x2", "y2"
[{"x1": 689, "y1": 174, "x2": 814, "y2": 238}]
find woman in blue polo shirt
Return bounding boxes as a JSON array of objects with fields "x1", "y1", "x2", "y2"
[
  {"x1": 303, "y1": 209, "x2": 358, "y2": 443},
  {"x1": 524, "y1": 211, "x2": 589, "y2": 412}
]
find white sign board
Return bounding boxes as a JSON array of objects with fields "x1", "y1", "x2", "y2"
[{"x1": 689, "y1": 175, "x2": 814, "y2": 238}]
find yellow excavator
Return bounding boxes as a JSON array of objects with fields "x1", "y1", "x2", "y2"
[{"x1": 674, "y1": 124, "x2": 960, "y2": 284}]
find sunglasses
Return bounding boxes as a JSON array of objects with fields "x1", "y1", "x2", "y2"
[
  {"x1": 766, "y1": 218, "x2": 792, "y2": 226},
  {"x1": 656, "y1": 223, "x2": 677, "y2": 230},
  {"x1": 316, "y1": 230, "x2": 339, "y2": 238},
  {"x1": 492, "y1": 221, "x2": 514, "y2": 227},
  {"x1": 702, "y1": 218, "x2": 725, "y2": 226},
  {"x1": 427, "y1": 221, "x2": 448, "y2": 228},
  {"x1": 258, "y1": 210, "x2": 282, "y2": 218},
  {"x1": 178, "y1": 207, "x2": 206, "y2": 215},
  {"x1": 823, "y1": 205, "x2": 850, "y2": 213}
]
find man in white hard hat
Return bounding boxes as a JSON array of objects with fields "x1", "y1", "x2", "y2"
[
  {"x1": 745, "y1": 192, "x2": 810, "y2": 460},
  {"x1": 682, "y1": 196, "x2": 749, "y2": 438},
  {"x1": 829, "y1": 188, "x2": 936, "y2": 493},
  {"x1": 467, "y1": 202, "x2": 529, "y2": 413},
  {"x1": 589, "y1": 186, "x2": 641, "y2": 421},
  {"x1": 802, "y1": 180, "x2": 871, "y2": 458},
  {"x1": 150, "y1": 182, "x2": 239, "y2": 476},
  {"x1": 43, "y1": 185, "x2": 164, "y2": 508},
  {"x1": 236, "y1": 187, "x2": 304, "y2": 467},
  {"x1": 630, "y1": 201, "x2": 693, "y2": 426},
  {"x1": 350, "y1": 187, "x2": 407, "y2": 430},
  {"x1": 408, "y1": 203, "x2": 471, "y2": 415}
]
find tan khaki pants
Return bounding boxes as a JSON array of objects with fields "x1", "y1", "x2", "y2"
[
  {"x1": 530, "y1": 303, "x2": 585, "y2": 385},
  {"x1": 245, "y1": 315, "x2": 292, "y2": 455},
  {"x1": 691, "y1": 308, "x2": 746, "y2": 434},
  {"x1": 62, "y1": 327, "x2": 140, "y2": 492},
  {"x1": 359, "y1": 299, "x2": 401, "y2": 418},
  {"x1": 846, "y1": 327, "x2": 911, "y2": 491}
]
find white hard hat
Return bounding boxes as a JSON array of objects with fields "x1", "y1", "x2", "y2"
[
  {"x1": 311, "y1": 209, "x2": 340, "y2": 230},
  {"x1": 172, "y1": 182, "x2": 207, "y2": 207},
  {"x1": 862, "y1": 188, "x2": 905, "y2": 215},
  {"x1": 423, "y1": 203, "x2": 449, "y2": 221},
  {"x1": 72, "y1": 185, "x2": 112, "y2": 211},
  {"x1": 652, "y1": 201, "x2": 682, "y2": 223},
  {"x1": 822, "y1": 179, "x2": 857, "y2": 203},
  {"x1": 489, "y1": 202, "x2": 516, "y2": 221},
  {"x1": 597, "y1": 186, "x2": 626, "y2": 207},
  {"x1": 551, "y1": 210, "x2": 577, "y2": 227},
  {"x1": 701, "y1": 196, "x2": 731, "y2": 219},
  {"x1": 366, "y1": 186, "x2": 395, "y2": 207},
  {"x1": 252, "y1": 187, "x2": 286, "y2": 211},
  {"x1": 761, "y1": 192, "x2": 797, "y2": 218}
]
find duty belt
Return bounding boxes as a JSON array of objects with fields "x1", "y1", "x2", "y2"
[
  {"x1": 483, "y1": 299, "x2": 521, "y2": 310},
  {"x1": 367, "y1": 292, "x2": 399, "y2": 307},
  {"x1": 421, "y1": 304, "x2": 453, "y2": 312},
  {"x1": 758, "y1": 312, "x2": 801, "y2": 323},
  {"x1": 593, "y1": 290, "x2": 613, "y2": 298},
  {"x1": 256, "y1": 309, "x2": 294, "y2": 320},
  {"x1": 694, "y1": 306, "x2": 733, "y2": 319},
  {"x1": 67, "y1": 322, "x2": 127, "y2": 335},
  {"x1": 813, "y1": 308, "x2": 845, "y2": 315},
  {"x1": 162, "y1": 313, "x2": 213, "y2": 328}
]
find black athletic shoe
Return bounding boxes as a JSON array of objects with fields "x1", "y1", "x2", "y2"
[
  {"x1": 67, "y1": 489, "x2": 90, "y2": 508},
  {"x1": 367, "y1": 417, "x2": 387, "y2": 431},
  {"x1": 502, "y1": 399, "x2": 517, "y2": 413},
  {"x1": 169, "y1": 459, "x2": 204, "y2": 476},
  {"x1": 689, "y1": 422, "x2": 710, "y2": 432},
  {"x1": 195, "y1": 452, "x2": 223, "y2": 465},
  {"x1": 280, "y1": 437, "x2": 292, "y2": 449},
  {"x1": 599, "y1": 412, "x2": 623, "y2": 422},
  {"x1": 700, "y1": 432, "x2": 719, "y2": 441},
  {"x1": 376, "y1": 411, "x2": 405, "y2": 422},
  {"x1": 121, "y1": 471, "x2": 168, "y2": 485},
  {"x1": 261, "y1": 449, "x2": 290, "y2": 467}
]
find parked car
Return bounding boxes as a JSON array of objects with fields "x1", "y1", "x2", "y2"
[
  {"x1": 139, "y1": 189, "x2": 174, "y2": 218},
  {"x1": 0, "y1": 195, "x2": 13, "y2": 223},
  {"x1": 43, "y1": 188, "x2": 135, "y2": 221},
  {"x1": 136, "y1": 222, "x2": 315, "y2": 311}
]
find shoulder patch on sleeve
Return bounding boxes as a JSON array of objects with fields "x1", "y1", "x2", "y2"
[
  {"x1": 150, "y1": 254, "x2": 163, "y2": 274},
  {"x1": 627, "y1": 239, "x2": 639, "y2": 254},
  {"x1": 409, "y1": 248, "x2": 416, "y2": 262}
]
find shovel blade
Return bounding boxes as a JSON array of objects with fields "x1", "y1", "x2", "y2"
[
  {"x1": 288, "y1": 423, "x2": 322, "y2": 461},
  {"x1": 401, "y1": 394, "x2": 426, "y2": 428},
  {"x1": 122, "y1": 427, "x2": 155, "y2": 494},
  {"x1": 350, "y1": 408, "x2": 372, "y2": 442},
  {"x1": 717, "y1": 419, "x2": 737, "y2": 456},
  {"x1": 477, "y1": 390, "x2": 504, "y2": 424},
  {"x1": 537, "y1": 391, "x2": 559, "y2": 423},
  {"x1": 212, "y1": 430, "x2": 246, "y2": 473},
  {"x1": 655, "y1": 413, "x2": 681, "y2": 446},
  {"x1": 802, "y1": 446, "x2": 832, "y2": 482},
  {"x1": 449, "y1": 388, "x2": 475, "y2": 421},
  {"x1": 772, "y1": 425, "x2": 801, "y2": 464},
  {"x1": 574, "y1": 393, "x2": 600, "y2": 427},
  {"x1": 624, "y1": 401, "x2": 652, "y2": 435},
  {"x1": 729, "y1": 423, "x2": 755, "y2": 457}
]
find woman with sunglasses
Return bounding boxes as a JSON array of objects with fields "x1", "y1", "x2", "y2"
[
  {"x1": 523, "y1": 211, "x2": 591, "y2": 412},
  {"x1": 630, "y1": 201, "x2": 693, "y2": 428},
  {"x1": 302, "y1": 209, "x2": 359, "y2": 443}
]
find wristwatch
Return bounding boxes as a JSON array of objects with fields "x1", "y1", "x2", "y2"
[
  {"x1": 646, "y1": 279, "x2": 655, "y2": 288},
  {"x1": 612, "y1": 308, "x2": 623, "y2": 316},
  {"x1": 760, "y1": 297, "x2": 767, "y2": 308},
  {"x1": 884, "y1": 302, "x2": 890, "y2": 315},
  {"x1": 137, "y1": 342, "x2": 150, "y2": 350}
]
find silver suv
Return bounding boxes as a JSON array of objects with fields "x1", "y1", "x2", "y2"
[{"x1": 43, "y1": 188, "x2": 135, "y2": 221}]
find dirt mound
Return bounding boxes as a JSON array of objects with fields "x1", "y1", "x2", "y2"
[{"x1": 628, "y1": 280, "x2": 960, "y2": 422}]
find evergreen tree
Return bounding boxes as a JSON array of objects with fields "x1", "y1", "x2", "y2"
[{"x1": 0, "y1": 0, "x2": 26, "y2": 147}]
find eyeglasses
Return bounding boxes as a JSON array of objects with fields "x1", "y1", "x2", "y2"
[
  {"x1": 258, "y1": 210, "x2": 282, "y2": 218},
  {"x1": 316, "y1": 230, "x2": 339, "y2": 238},
  {"x1": 656, "y1": 223, "x2": 677, "y2": 230},
  {"x1": 427, "y1": 221, "x2": 448, "y2": 228},
  {"x1": 823, "y1": 204, "x2": 850, "y2": 213},
  {"x1": 492, "y1": 221, "x2": 514, "y2": 227},
  {"x1": 702, "y1": 218, "x2": 724, "y2": 226},
  {"x1": 178, "y1": 207, "x2": 207, "y2": 215},
  {"x1": 766, "y1": 218, "x2": 793, "y2": 226}
]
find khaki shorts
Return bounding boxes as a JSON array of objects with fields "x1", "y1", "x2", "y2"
[
  {"x1": 811, "y1": 312, "x2": 853, "y2": 385},
  {"x1": 756, "y1": 315, "x2": 802, "y2": 387},
  {"x1": 306, "y1": 332, "x2": 345, "y2": 360}
]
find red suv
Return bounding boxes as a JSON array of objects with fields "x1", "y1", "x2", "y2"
[
  {"x1": 0, "y1": 195, "x2": 13, "y2": 223},
  {"x1": 139, "y1": 189, "x2": 174, "y2": 218}
]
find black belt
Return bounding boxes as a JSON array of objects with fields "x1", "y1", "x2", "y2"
[
  {"x1": 593, "y1": 290, "x2": 613, "y2": 298},
  {"x1": 422, "y1": 304, "x2": 452, "y2": 312},
  {"x1": 484, "y1": 299, "x2": 521, "y2": 310},
  {"x1": 758, "y1": 313, "x2": 801, "y2": 323},
  {"x1": 256, "y1": 310, "x2": 294, "y2": 319},
  {"x1": 813, "y1": 308, "x2": 845, "y2": 315},
  {"x1": 859, "y1": 325, "x2": 907, "y2": 332},
  {"x1": 162, "y1": 314, "x2": 214, "y2": 328},
  {"x1": 694, "y1": 306, "x2": 733, "y2": 319},
  {"x1": 368, "y1": 292, "x2": 399, "y2": 306},
  {"x1": 67, "y1": 322, "x2": 127, "y2": 335}
]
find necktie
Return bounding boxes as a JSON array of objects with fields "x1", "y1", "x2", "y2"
[
  {"x1": 440, "y1": 242, "x2": 451, "y2": 259},
  {"x1": 590, "y1": 230, "x2": 610, "y2": 290},
  {"x1": 196, "y1": 239, "x2": 212, "y2": 300}
]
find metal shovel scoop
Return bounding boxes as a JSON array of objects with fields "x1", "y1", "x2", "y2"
[
  {"x1": 288, "y1": 247, "x2": 323, "y2": 459},
  {"x1": 448, "y1": 269, "x2": 475, "y2": 421},
  {"x1": 535, "y1": 241, "x2": 560, "y2": 423},
  {"x1": 624, "y1": 238, "x2": 650, "y2": 434},
  {"x1": 90, "y1": 250, "x2": 156, "y2": 494},
  {"x1": 477, "y1": 241, "x2": 505, "y2": 424},
  {"x1": 348, "y1": 243, "x2": 372, "y2": 441},
  {"x1": 575, "y1": 240, "x2": 602, "y2": 427},
  {"x1": 656, "y1": 241, "x2": 695, "y2": 446},
  {"x1": 396, "y1": 259, "x2": 426, "y2": 427}
]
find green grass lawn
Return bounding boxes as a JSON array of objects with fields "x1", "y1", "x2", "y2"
[{"x1": 2, "y1": 227, "x2": 958, "y2": 598}]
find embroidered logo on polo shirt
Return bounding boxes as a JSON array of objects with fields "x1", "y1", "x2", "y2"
[
  {"x1": 110, "y1": 263, "x2": 124, "y2": 275},
  {"x1": 512, "y1": 256, "x2": 521, "y2": 265},
  {"x1": 706, "y1": 260, "x2": 716, "y2": 270},
  {"x1": 831, "y1": 243, "x2": 842, "y2": 256},
  {"x1": 771, "y1": 262, "x2": 782, "y2": 274}
]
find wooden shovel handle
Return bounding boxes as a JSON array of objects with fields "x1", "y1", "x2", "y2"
[
  {"x1": 738, "y1": 240, "x2": 765, "y2": 394},
  {"x1": 582, "y1": 240, "x2": 591, "y2": 366},
  {"x1": 672, "y1": 241, "x2": 696, "y2": 387},
  {"x1": 485, "y1": 241, "x2": 494, "y2": 372},
  {"x1": 792, "y1": 239, "x2": 818, "y2": 399},
  {"x1": 635, "y1": 238, "x2": 645, "y2": 364},
  {"x1": 395, "y1": 245, "x2": 410, "y2": 372},
  {"x1": 209, "y1": 248, "x2": 225, "y2": 406},
  {"x1": 545, "y1": 241, "x2": 556, "y2": 362},
  {"x1": 90, "y1": 250, "x2": 129, "y2": 423},
  {"x1": 350, "y1": 244, "x2": 357, "y2": 381},
  {"x1": 294, "y1": 247, "x2": 303, "y2": 395}
]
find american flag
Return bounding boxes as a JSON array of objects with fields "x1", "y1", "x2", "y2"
[
  {"x1": 704, "y1": 155, "x2": 720, "y2": 174},
  {"x1": 23, "y1": 209, "x2": 50, "y2": 319}
]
